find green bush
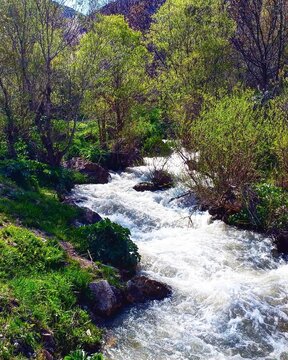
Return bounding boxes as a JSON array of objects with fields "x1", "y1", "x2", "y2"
[
  {"x1": 184, "y1": 90, "x2": 276, "y2": 206},
  {"x1": 66, "y1": 122, "x2": 109, "y2": 165},
  {"x1": 268, "y1": 89, "x2": 288, "y2": 187},
  {"x1": 228, "y1": 184, "x2": 288, "y2": 231},
  {"x1": 143, "y1": 136, "x2": 173, "y2": 157},
  {"x1": 75, "y1": 219, "x2": 141, "y2": 271}
]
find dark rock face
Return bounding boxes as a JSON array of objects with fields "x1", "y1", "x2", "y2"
[
  {"x1": 64, "y1": 157, "x2": 111, "y2": 184},
  {"x1": 100, "y1": 0, "x2": 166, "y2": 31},
  {"x1": 126, "y1": 276, "x2": 172, "y2": 303},
  {"x1": 89, "y1": 280, "x2": 124, "y2": 317},
  {"x1": 151, "y1": 169, "x2": 173, "y2": 189},
  {"x1": 105, "y1": 150, "x2": 143, "y2": 171},
  {"x1": 63, "y1": 200, "x2": 103, "y2": 227}
]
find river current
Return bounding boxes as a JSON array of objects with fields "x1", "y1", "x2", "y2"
[{"x1": 72, "y1": 154, "x2": 288, "y2": 360}]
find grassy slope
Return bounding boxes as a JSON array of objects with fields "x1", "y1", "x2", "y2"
[{"x1": 0, "y1": 177, "x2": 114, "y2": 359}]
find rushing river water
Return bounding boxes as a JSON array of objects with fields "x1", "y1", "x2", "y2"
[{"x1": 72, "y1": 154, "x2": 288, "y2": 360}]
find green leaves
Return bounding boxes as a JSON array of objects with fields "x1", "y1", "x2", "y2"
[
  {"x1": 76, "y1": 219, "x2": 141, "y2": 272},
  {"x1": 149, "y1": 0, "x2": 234, "y2": 127},
  {"x1": 75, "y1": 15, "x2": 150, "y2": 145}
]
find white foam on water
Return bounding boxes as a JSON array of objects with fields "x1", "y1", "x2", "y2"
[{"x1": 71, "y1": 154, "x2": 288, "y2": 360}]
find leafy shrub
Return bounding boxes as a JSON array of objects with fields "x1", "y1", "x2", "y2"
[
  {"x1": 268, "y1": 89, "x2": 288, "y2": 188},
  {"x1": 228, "y1": 184, "x2": 288, "y2": 231},
  {"x1": 183, "y1": 90, "x2": 275, "y2": 207},
  {"x1": 66, "y1": 122, "x2": 109, "y2": 164},
  {"x1": 75, "y1": 219, "x2": 141, "y2": 271}
]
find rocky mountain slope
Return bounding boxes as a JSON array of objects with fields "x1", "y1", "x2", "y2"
[{"x1": 100, "y1": 0, "x2": 166, "y2": 30}]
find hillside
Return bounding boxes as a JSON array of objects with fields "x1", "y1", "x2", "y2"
[{"x1": 100, "y1": 0, "x2": 166, "y2": 30}]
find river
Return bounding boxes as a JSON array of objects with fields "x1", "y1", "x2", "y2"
[{"x1": 72, "y1": 154, "x2": 288, "y2": 360}]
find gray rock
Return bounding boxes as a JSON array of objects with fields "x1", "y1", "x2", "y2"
[
  {"x1": 77, "y1": 207, "x2": 103, "y2": 226},
  {"x1": 89, "y1": 280, "x2": 124, "y2": 317}
]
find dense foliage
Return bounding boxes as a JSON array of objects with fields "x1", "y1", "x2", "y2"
[{"x1": 76, "y1": 219, "x2": 141, "y2": 271}]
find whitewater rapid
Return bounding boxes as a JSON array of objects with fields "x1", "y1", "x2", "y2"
[{"x1": 72, "y1": 154, "x2": 288, "y2": 360}]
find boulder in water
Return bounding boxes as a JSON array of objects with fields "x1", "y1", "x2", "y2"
[
  {"x1": 66, "y1": 203, "x2": 103, "y2": 227},
  {"x1": 151, "y1": 169, "x2": 173, "y2": 190},
  {"x1": 133, "y1": 182, "x2": 158, "y2": 192},
  {"x1": 77, "y1": 207, "x2": 103, "y2": 226},
  {"x1": 134, "y1": 170, "x2": 174, "y2": 192},
  {"x1": 125, "y1": 276, "x2": 172, "y2": 303},
  {"x1": 89, "y1": 280, "x2": 124, "y2": 317}
]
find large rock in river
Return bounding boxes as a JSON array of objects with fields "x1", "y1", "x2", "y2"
[
  {"x1": 134, "y1": 170, "x2": 174, "y2": 192},
  {"x1": 89, "y1": 277, "x2": 172, "y2": 318},
  {"x1": 89, "y1": 280, "x2": 124, "y2": 317},
  {"x1": 125, "y1": 276, "x2": 172, "y2": 304},
  {"x1": 64, "y1": 157, "x2": 110, "y2": 184},
  {"x1": 133, "y1": 182, "x2": 159, "y2": 192}
]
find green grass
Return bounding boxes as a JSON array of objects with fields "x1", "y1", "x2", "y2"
[
  {"x1": 0, "y1": 225, "x2": 102, "y2": 359},
  {"x1": 0, "y1": 160, "x2": 142, "y2": 358},
  {"x1": 0, "y1": 188, "x2": 79, "y2": 239}
]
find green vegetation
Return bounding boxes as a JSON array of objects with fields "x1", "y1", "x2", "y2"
[
  {"x1": 229, "y1": 184, "x2": 288, "y2": 232},
  {"x1": 0, "y1": 225, "x2": 102, "y2": 359},
  {"x1": 64, "y1": 350, "x2": 104, "y2": 360},
  {"x1": 75, "y1": 219, "x2": 141, "y2": 271},
  {"x1": 0, "y1": 0, "x2": 287, "y2": 357},
  {"x1": 0, "y1": 165, "x2": 139, "y2": 358}
]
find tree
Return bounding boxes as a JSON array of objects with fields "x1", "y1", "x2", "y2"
[
  {"x1": 229, "y1": 0, "x2": 288, "y2": 90},
  {"x1": 0, "y1": 0, "x2": 82, "y2": 165},
  {"x1": 149, "y1": 0, "x2": 234, "y2": 134},
  {"x1": 75, "y1": 14, "x2": 150, "y2": 149}
]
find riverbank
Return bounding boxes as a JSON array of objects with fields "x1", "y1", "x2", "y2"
[{"x1": 0, "y1": 159, "x2": 174, "y2": 359}]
